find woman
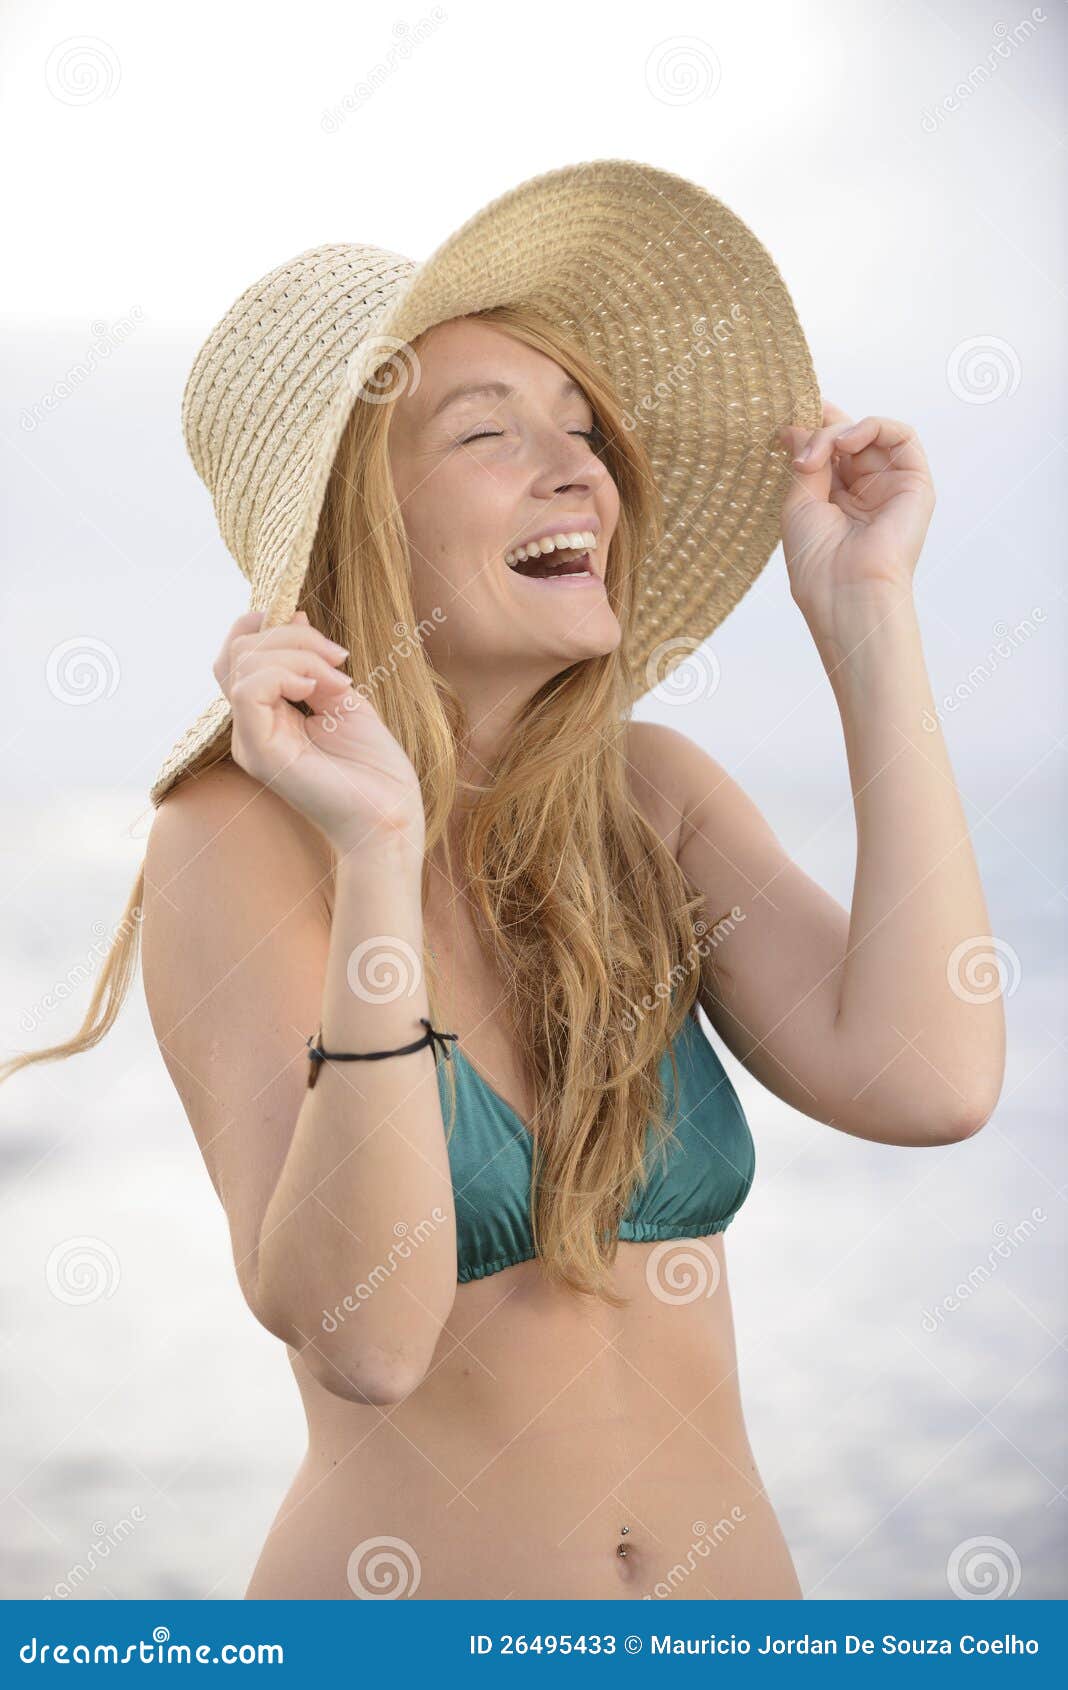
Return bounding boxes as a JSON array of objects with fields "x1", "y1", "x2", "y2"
[{"x1": 2, "y1": 161, "x2": 1004, "y2": 1600}]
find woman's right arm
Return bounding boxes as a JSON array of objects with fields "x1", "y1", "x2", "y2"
[
  {"x1": 256, "y1": 827, "x2": 457, "y2": 1405},
  {"x1": 143, "y1": 780, "x2": 456, "y2": 1409},
  {"x1": 142, "y1": 610, "x2": 457, "y2": 1409}
]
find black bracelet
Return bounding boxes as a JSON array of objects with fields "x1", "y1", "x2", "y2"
[{"x1": 306, "y1": 1018, "x2": 458, "y2": 1088}]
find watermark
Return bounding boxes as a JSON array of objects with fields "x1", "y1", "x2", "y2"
[
  {"x1": 20, "y1": 1628, "x2": 284, "y2": 1665},
  {"x1": 43, "y1": 1508, "x2": 147, "y2": 1599},
  {"x1": 622, "y1": 309, "x2": 748, "y2": 432},
  {"x1": 346, "y1": 936, "x2": 424, "y2": 1004},
  {"x1": 922, "y1": 610, "x2": 1045, "y2": 730},
  {"x1": 46, "y1": 1236, "x2": 121, "y2": 1305},
  {"x1": 642, "y1": 1507, "x2": 747, "y2": 1598},
  {"x1": 946, "y1": 335, "x2": 1021, "y2": 405},
  {"x1": 645, "y1": 1239, "x2": 721, "y2": 1305},
  {"x1": 20, "y1": 905, "x2": 143, "y2": 1035},
  {"x1": 320, "y1": 610, "x2": 447, "y2": 735},
  {"x1": 20, "y1": 308, "x2": 146, "y2": 432},
  {"x1": 644, "y1": 36, "x2": 722, "y2": 105},
  {"x1": 45, "y1": 636, "x2": 122, "y2": 705},
  {"x1": 321, "y1": 11, "x2": 448, "y2": 134},
  {"x1": 945, "y1": 935, "x2": 1021, "y2": 1004},
  {"x1": 346, "y1": 335, "x2": 422, "y2": 406},
  {"x1": 644, "y1": 636, "x2": 722, "y2": 707},
  {"x1": 921, "y1": 12, "x2": 1047, "y2": 133},
  {"x1": 920, "y1": 1208, "x2": 1046, "y2": 1332},
  {"x1": 321, "y1": 1211, "x2": 449, "y2": 1332},
  {"x1": 622, "y1": 907, "x2": 746, "y2": 1033},
  {"x1": 346, "y1": 1535, "x2": 422, "y2": 1598},
  {"x1": 45, "y1": 36, "x2": 121, "y2": 105},
  {"x1": 947, "y1": 1535, "x2": 1022, "y2": 1598}
]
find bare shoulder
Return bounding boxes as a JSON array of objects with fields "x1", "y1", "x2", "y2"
[
  {"x1": 140, "y1": 757, "x2": 338, "y2": 1319},
  {"x1": 144, "y1": 758, "x2": 334, "y2": 922},
  {"x1": 623, "y1": 720, "x2": 742, "y2": 864}
]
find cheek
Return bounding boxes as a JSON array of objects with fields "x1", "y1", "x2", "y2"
[{"x1": 407, "y1": 464, "x2": 516, "y2": 576}]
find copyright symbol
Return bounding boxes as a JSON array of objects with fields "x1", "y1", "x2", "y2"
[{"x1": 624, "y1": 1635, "x2": 642, "y2": 1653}]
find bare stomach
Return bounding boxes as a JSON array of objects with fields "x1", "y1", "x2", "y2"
[{"x1": 245, "y1": 1237, "x2": 801, "y2": 1601}]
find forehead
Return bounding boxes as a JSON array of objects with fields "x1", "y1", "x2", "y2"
[{"x1": 402, "y1": 318, "x2": 588, "y2": 423}]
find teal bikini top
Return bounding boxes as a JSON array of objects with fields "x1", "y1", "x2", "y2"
[{"x1": 436, "y1": 1009, "x2": 756, "y2": 1283}]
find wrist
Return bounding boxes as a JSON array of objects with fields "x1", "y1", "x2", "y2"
[
  {"x1": 329, "y1": 819, "x2": 425, "y2": 874},
  {"x1": 802, "y1": 581, "x2": 919, "y2": 673}
]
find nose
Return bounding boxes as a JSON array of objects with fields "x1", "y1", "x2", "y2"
[{"x1": 531, "y1": 427, "x2": 609, "y2": 497}]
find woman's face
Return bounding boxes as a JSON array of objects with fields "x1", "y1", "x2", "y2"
[{"x1": 387, "y1": 318, "x2": 621, "y2": 691}]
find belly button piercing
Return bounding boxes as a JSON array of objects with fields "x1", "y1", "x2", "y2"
[{"x1": 616, "y1": 1524, "x2": 631, "y2": 1559}]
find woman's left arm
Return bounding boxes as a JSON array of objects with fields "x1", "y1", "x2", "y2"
[{"x1": 671, "y1": 402, "x2": 1006, "y2": 1148}]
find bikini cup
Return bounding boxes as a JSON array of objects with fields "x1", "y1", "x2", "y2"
[{"x1": 437, "y1": 1008, "x2": 756, "y2": 1284}]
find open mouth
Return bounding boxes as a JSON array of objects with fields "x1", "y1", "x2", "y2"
[{"x1": 508, "y1": 545, "x2": 595, "y2": 581}]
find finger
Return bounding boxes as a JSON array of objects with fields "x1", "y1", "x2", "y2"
[
  {"x1": 231, "y1": 610, "x2": 268, "y2": 633},
  {"x1": 820, "y1": 399, "x2": 855, "y2": 429},
  {"x1": 213, "y1": 612, "x2": 269, "y2": 684},
  {"x1": 230, "y1": 665, "x2": 317, "y2": 767},
  {"x1": 782, "y1": 419, "x2": 859, "y2": 471},
  {"x1": 830, "y1": 416, "x2": 930, "y2": 475},
  {"x1": 230, "y1": 662, "x2": 352, "y2": 739},
  {"x1": 216, "y1": 623, "x2": 346, "y2": 689},
  {"x1": 229, "y1": 649, "x2": 352, "y2": 702},
  {"x1": 779, "y1": 401, "x2": 854, "y2": 466},
  {"x1": 232, "y1": 624, "x2": 349, "y2": 662}
]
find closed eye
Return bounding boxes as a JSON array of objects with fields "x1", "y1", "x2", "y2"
[{"x1": 461, "y1": 428, "x2": 598, "y2": 445}]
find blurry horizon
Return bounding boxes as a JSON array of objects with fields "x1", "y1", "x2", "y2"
[{"x1": 1, "y1": 0, "x2": 1064, "y2": 1603}]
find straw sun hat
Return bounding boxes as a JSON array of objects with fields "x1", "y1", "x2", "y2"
[{"x1": 149, "y1": 157, "x2": 821, "y2": 808}]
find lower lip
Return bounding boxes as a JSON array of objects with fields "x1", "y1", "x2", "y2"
[{"x1": 508, "y1": 551, "x2": 602, "y2": 586}]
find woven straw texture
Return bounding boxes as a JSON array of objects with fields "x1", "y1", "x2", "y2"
[{"x1": 150, "y1": 157, "x2": 821, "y2": 806}]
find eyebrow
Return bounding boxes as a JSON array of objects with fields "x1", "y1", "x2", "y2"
[{"x1": 426, "y1": 374, "x2": 586, "y2": 421}]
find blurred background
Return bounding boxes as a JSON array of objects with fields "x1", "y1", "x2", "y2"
[{"x1": 1, "y1": 0, "x2": 1064, "y2": 1601}]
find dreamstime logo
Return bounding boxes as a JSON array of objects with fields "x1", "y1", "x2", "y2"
[
  {"x1": 947, "y1": 1535, "x2": 1022, "y2": 1599},
  {"x1": 644, "y1": 36, "x2": 722, "y2": 105},
  {"x1": 320, "y1": 611, "x2": 447, "y2": 734},
  {"x1": 921, "y1": 610, "x2": 1046, "y2": 730},
  {"x1": 20, "y1": 308, "x2": 146, "y2": 432},
  {"x1": 946, "y1": 935, "x2": 1021, "y2": 1003},
  {"x1": 45, "y1": 36, "x2": 121, "y2": 105},
  {"x1": 46, "y1": 1237, "x2": 121, "y2": 1305},
  {"x1": 346, "y1": 1535, "x2": 422, "y2": 1598},
  {"x1": 642, "y1": 1507, "x2": 747, "y2": 1598},
  {"x1": 921, "y1": 12, "x2": 1047, "y2": 132},
  {"x1": 46, "y1": 637, "x2": 121, "y2": 706},
  {"x1": 321, "y1": 1211, "x2": 449, "y2": 1332},
  {"x1": 645, "y1": 1239, "x2": 721, "y2": 1304},
  {"x1": 946, "y1": 336, "x2": 1021, "y2": 405},
  {"x1": 621, "y1": 308, "x2": 747, "y2": 431},
  {"x1": 622, "y1": 907, "x2": 746, "y2": 1033},
  {"x1": 19, "y1": 905, "x2": 144, "y2": 1034},
  {"x1": 321, "y1": 9, "x2": 448, "y2": 133},
  {"x1": 346, "y1": 335, "x2": 422, "y2": 405},
  {"x1": 44, "y1": 1508, "x2": 147, "y2": 1599},
  {"x1": 920, "y1": 1208, "x2": 1046, "y2": 1331},
  {"x1": 645, "y1": 636, "x2": 721, "y2": 706},
  {"x1": 346, "y1": 936, "x2": 423, "y2": 1003}
]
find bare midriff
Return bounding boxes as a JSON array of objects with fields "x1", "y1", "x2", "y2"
[{"x1": 244, "y1": 1236, "x2": 801, "y2": 1600}]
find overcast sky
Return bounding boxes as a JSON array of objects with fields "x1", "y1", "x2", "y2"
[{"x1": 1, "y1": 0, "x2": 1065, "y2": 1604}]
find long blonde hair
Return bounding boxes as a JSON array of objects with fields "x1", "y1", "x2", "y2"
[{"x1": 0, "y1": 304, "x2": 725, "y2": 1305}]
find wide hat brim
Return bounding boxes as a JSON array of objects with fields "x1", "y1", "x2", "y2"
[{"x1": 149, "y1": 157, "x2": 821, "y2": 807}]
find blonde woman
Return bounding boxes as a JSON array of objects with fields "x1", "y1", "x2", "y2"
[{"x1": 2, "y1": 163, "x2": 1004, "y2": 1600}]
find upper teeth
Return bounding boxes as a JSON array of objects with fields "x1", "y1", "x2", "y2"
[{"x1": 505, "y1": 530, "x2": 598, "y2": 569}]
